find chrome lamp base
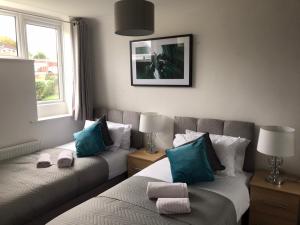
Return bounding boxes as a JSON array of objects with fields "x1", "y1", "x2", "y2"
[
  {"x1": 146, "y1": 132, "x2": 158, "y2": 154},
  {"x1": 146, "y1": 149, "x2": 158, "y2": 154},
  {"x1": 265, "y1": 156, "x2": 285, "y2": 185}
]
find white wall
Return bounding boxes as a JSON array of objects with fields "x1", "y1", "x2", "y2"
[
  {"x1": 2, "y1": 0, "x2": 300, "y2": 175},
  {"x1": 91, "y1": 0, "x2": 300, "y2": 175},
  {"x1": 0, "y1": 59, "x2": 82, "y2": 150}
]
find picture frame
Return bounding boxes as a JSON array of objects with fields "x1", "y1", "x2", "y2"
[{"x1": 130, "y1": 34, "x2": 193, "y2": 87}]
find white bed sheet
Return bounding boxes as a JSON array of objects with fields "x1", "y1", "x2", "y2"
[
  {"x1": 58, "y1": 142, "x2": 130, "y2": 180},
  {"x1": 135, "y1": 157, "x2": 251, "y2": 222}
]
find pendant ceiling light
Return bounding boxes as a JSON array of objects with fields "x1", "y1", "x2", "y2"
[{"x1": 114, "y1": 0, "x2": 154, "y2": 36}]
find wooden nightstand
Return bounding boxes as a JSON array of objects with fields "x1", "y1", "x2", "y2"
[
  {"x1": 127, "y1": 149, "x2": 165, "y2": 177},
  {"x1": 249, "y1": 170, "x2": 300, "y2": 225}
]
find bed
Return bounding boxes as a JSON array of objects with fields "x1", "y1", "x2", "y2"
[
  {"x1": 135, "y1": 158, "x2": 251, "y2": 223},
  {"x1": 47, "y1": 114, "x2": 255, "y2": 225},
  {"x1": 58, "y1": 141, "x2": 131, "y2": 180},
  {"x1": 0, "y1": 109, "x2": 143, "y2": 225}
]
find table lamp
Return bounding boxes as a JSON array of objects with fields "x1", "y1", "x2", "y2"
[
  {"x1": 257, "y1": 126, "x2": 295, "y2": 185},
  {"x1": 139, "y1": 112, "x2": 162, "y2": 154}
]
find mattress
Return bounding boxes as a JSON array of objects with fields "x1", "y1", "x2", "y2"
[
  {"x1": 58, "y1": 141, "x2": 130, "y2": 179},
  {"x1": 135, "y1": 157, "x2": 251, "y2": 222}
]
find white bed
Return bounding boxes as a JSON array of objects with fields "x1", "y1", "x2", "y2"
[
  {"x1": 135, "y1": 157, "x2": 251, "y2": 222},
  {"x1": 58, "y1": 141, "x2": 131, "y2": 180}
]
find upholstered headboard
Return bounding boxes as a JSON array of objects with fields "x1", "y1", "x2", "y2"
[
  {"x1": 93, "y1": 108, "x2": 143, "y2": 149},
  {"x1": 174, "y1": 117, "x2": 255, "y2": 173}
]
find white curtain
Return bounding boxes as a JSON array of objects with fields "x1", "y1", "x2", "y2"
[{"x1": 72, "y1": 18, "x2": 94, "y2": 121}]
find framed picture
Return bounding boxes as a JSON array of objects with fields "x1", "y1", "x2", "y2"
[{"x1": 130, "y1": 34, "x2": 193, "y2": 87}]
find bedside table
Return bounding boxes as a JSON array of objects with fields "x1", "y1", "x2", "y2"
[
  {"x1": 249, "y1": 170, "x2": 300, "y2": 225},
  {"x1": 127, "y1": 149, "x2": 165, "y2": 177}
]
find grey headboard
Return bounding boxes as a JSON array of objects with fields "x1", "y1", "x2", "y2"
[
  {"x1": 174, "y1": 117, "x2": 255, "y2": 173},
  {"x1": 94, "y1": 108, "x2": 143, "y2": 149}
]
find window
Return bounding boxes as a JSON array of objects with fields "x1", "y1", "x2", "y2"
[
  {"x1": 0, "y1": 14, "x2": 18, "y2": 57},
  {"x1": 0, "y1": 9, "x2": 73, "y2": 119},
  {"x1": 0, "y1": 10, "x2": 67, "y2": 104},
  {"x1": 26, "y1": 24, "x2": 62, "y2": 102}
]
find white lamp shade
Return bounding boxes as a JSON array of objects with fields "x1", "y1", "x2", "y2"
[
  {"x1": 139, "y1": 112, "x2": 162, "y2": 133},
  {"x1": 257, "y1": 126, "x2": 295, "y2": 157}
]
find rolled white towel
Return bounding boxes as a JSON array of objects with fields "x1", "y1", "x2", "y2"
[
  {"x1": 156, "y1": 198, "x2": 191, "y2": 215},
  {"x1": 37, "y1": 153, "x2": 51, "y2": 168},
  {"x1": 147, "y1": 182, "x2": 188, "y2": 199},
  {"x1": 57, "y1": 150, "x2": 74, "y2": 168}
]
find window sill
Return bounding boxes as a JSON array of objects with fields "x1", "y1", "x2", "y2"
[
  {"x1": 32, "y1": 113, "x2": 73, "y2": 123},
  {"x1": 37, "y1": 101, "x2": 69, "y2": 118},
  {"x1": 0, "y1": 57, "x2": 34, "y2": 62}
]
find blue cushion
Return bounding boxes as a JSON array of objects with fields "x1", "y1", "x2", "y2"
[
  {"x1": 73, "y1": 120, "x2": 106, "y2": 157},
  {"x1": 166, "y1": 136, "x2": 214, "y2": 184}
]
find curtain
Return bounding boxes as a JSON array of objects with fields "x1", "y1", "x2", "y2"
[{"x1": 72, "y1": 18, "x2": 94, "y2": 121}]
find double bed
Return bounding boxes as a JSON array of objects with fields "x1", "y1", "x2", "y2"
[{"x1": 47, "y1": 109, "x2": 255, "y2": 225}]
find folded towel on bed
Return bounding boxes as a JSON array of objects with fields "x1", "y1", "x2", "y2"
[
  {"x1": 147, "y1": 182, "x2": 188, "y2": 199},
  {"x1": 37, "y1": 153, "x2": 52, "y2": 168},
  {"x1": 156, "y1": 198, "x2": 191, "y2": 215},
  {"x1": 57, "y1": 150, "x2": 74, "y2": 168}
]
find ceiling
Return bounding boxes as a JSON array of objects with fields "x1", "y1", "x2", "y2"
[
  {"x1": 7, "y1": 0, "x2": 200, "y2": 17},
  {"x1": 8, "y1": 0, "x2": 112, "y2": 16}
]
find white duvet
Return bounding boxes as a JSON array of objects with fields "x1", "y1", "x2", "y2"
[{"x1": 135, "y1": 157, "x2": 251, "y2": 222}]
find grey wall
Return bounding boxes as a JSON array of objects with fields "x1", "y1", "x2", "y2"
[
  {"x1": 91, "y1": 0, "x2": 300, "y2": 175},
  {"x1": 0, "y1": 59, "x2": 82, "y2": 150}
]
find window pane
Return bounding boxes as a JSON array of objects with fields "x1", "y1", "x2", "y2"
[
  {"x1": 26, "y1": 24, "x2": 61, "y2": 101},
  {"x1": 0, "y1": 14, "x2": 18, "y2": 57}
]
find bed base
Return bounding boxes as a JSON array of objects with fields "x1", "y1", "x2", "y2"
[{"x1": 25, "y1": 173, "x2": 127, "y2": 225}]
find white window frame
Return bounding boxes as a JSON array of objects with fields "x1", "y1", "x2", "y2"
[
  {"x1": 0, "y1": 9, "x2": 66, "y2": 105},
  {"x1": 22, "y1": 17, "x2": 65, "y2": 104},
  {"x1": 0, "y1": 10, "x2": 21, "y2": 59}
]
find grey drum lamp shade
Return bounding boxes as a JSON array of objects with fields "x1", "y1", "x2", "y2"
[
  {"x1": 114, "y1": 0, "x2": 154, "y2": 36},
  {"x1": 257, "y1": 126, "x2": 295, "y2": 157}
]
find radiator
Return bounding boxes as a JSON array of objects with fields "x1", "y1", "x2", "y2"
[{"x1": 0, "y1": 140, "x2": 41, "y2": 161}]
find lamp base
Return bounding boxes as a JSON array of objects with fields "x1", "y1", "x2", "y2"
[
  {"x1": 146, "y1": 132, "x2": 157, "y2": 154},
  {"x1": 146, "y1": 148, "x2": 158, "y2": 154},
  {"x1": 265, "y1": 174, "x2": 285, "y2": 185},
  {"x1": 265, "y1": 156, "x2": 285, "y2": 185}
]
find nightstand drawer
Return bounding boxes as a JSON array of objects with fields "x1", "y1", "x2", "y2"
[
  {"x1": 127, "y1": 150, "x2": 165, "y2": 177},
  {"x1": 250, "y1": 211, "x2": 297, "y2": 225},
  {"x1": 128, "y1": 158, "x2": 152, "y2": 173},
  {"x1": 250, "y1": 186, "x2": 299, "y2": 223}
]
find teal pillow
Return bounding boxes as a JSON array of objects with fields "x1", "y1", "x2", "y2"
[
  {"x1": 166, "y1": 136, "x2": 214, "y2": 184},
  {"x1": 73, "y1": 120, "x2": 106, "y2": 157}
]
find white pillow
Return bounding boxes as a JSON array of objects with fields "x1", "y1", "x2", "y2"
[
  {"x1": 107, "y1": 127, "x2": 125, "y2": 151},
  {"x1": 185, "y1": 130, "x2": 250, "y2": 176},
  {"x1": 107, "y1": 121, "x2": 132, "y2": 150},
  {"x1": 173, "y1": 133, "x2": 205, "y2": 147},
  {"x1": 173, "y1": 134, "x2": 189, "y2": 147},
  {"x1": 84, "y1": 120, "x2": 95, "y2": 129},
  {"x1": 210, "y1": 135, "x2": 241, "y2": 176},
  {"x1": 234, "y1": 138, "x2": 251, "y2": 173}
]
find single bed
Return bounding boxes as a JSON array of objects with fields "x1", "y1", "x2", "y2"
[
  {"x1": 0, "y1": 109, "x2": 144, "y2": 225},
  {"x1": 47, "y1": 113, "x2": 255, "y2": 225},
  {"x1": 58, "y1": 141, "x2": 131, "y2": 180},
  {"x1": 135, "y1": 157, "x2": 251, "y2": 222}
]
